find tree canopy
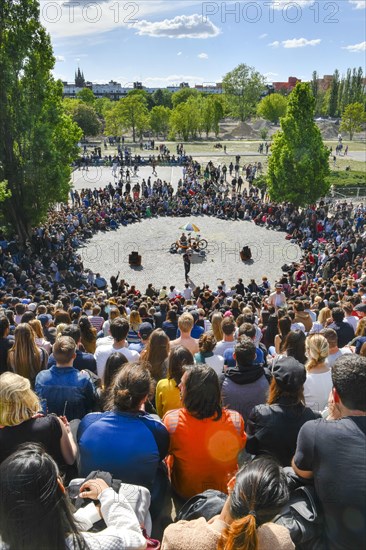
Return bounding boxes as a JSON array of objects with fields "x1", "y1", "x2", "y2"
[
  {"x1": 72, "y1": 103, "x2": 101, "y2": 137},
  {"x1": 105, "y1": 94, "x2": 150, "y2": 141},
  {"x1": 222, "y1": 64, "x2": 265, "y2": 121},
  {"x1": 340, "y1": 102, "x2": 366, "y2": 140},
  {"x1": 267, "y1": 83, "x2": 330, "y2": 207},
  {"x1": 257, "y1": 93, "x2": 287, "y2": 124},
  {"x1": 0, "y1": 0, "x2": 82, "y2": 241},
  {"x1": 76, "y1": 87, "x2": 96, "y2": 105}
]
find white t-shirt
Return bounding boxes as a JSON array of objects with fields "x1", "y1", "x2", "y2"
[
  {"x1": 304, "y1": 370, "x2": 333, "y2": 413},
  {"x1": 214, "y1": 340, "x2": 236, "y2": 356},
  {"x1": 205, "y1": 354, "x2": 225, "y2": 376},
  {"x1": 344, "y1": 315, "x2": 358, "y2": 332},
  {"x1": 325, "y1": 348, "x2": 353, "y2": 369},
  {"x1": 95, "y1": 344, "x2": 139, "y2": 380}
]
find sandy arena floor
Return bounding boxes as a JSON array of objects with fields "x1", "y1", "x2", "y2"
[{"x1": 79, "y1": 216, "x2": 302, "y2": 291}]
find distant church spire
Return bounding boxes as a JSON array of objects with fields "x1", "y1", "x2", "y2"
[{"x1": 75, "y1": 67, "x2": 85, "y2": 87}]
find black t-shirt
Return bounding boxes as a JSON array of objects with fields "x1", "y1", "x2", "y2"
[
  {"x1": 294, "y1": 417, "x2": 366, "y2": 550},
  {"x1": 0, "y1": 415, "x2": 64, "y2": 467},
  {"x1": 0, "y1": 337, "x2": 13, "y2": 374}
]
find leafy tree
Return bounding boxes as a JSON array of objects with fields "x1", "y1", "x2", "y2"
[
  {"x1": 171, "y1": 88, "x2": 199, "y2": 108},
  {"x1": 267, "y1": 83, "x2": 330, "y2": 207},
  {"x1": 62, "y1": 98, "x2": 81, "y2": 116},
  {"x1": 152, "y1": 88, "x2": 173, "y2": 109},
  {"x1": 350, "y1": 67, "x2": 365, "y2": 105},
  {"x1": 0, "y1": 179, "x2": 11, "y2": 203},
  {"x1": 128, "y1": 88, "x2": 154, "y2": 110},
  {"x1": 105, "y1": 94, "x2": 149, "y2": 142},
  {"x1": 0, "y1": 0, "x2": 82, "y2": 241},
  {"x1": 257, "y1": 93, "x2": 287, "y2": 124},
  {"x1": 310, "y1": 71, "x2": 319, "y2": 102},
  {"x1": 76, "y1": 87, "x2": 95, "y2": 105},
  {"x1": 222, "y1": 63, "x2": 265, "y2": 121},
  {"x1": 211, "y1": 96, "x2": 224, "y2": 137},
  {"x1": 94, "y1": 97, "x2": 113, "y2": 118},
  {"x1": 72, "y1": 103, "x2": 101, "y2": 136},
  {"x1": 340, "y1": 102, "x2": 366, "y2": 140},
  {"x1": 170, "y1": 99, "x2": 200, "y2": 141},
  {"x1": 341, "y1": 69, "x2": 352, "y2": 113},
  {"x1": 328, "y1": 69, "x2": 340, "y2": 117},
  {"x1": 149, "y1": 106, "x2": 171, "y2": 137}
]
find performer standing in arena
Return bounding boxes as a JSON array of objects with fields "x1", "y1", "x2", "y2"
[{"x1": 183, "y1": 251, "x2": 191, "y2": 282}]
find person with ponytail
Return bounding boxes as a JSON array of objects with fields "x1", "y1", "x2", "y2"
[
  {"x1": 162, "y1": 456, "x2": 294, "y2": 550},
  {"x1": 78, "y1": 363, "x2": 169, "y2": 517},
  {"x1": 303, "y1": 333, "x2": 332, "y2": 412}
]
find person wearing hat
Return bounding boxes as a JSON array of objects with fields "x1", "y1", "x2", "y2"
[
  {"x1": 246, "y1": 356, "x2": 321, "y2": 466},
  {"x1": 129, "y1": 322, "x2": 153, "y2": 353}
]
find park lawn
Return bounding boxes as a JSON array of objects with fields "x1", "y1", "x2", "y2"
[{"x1": 326, "y1": 170, "x2": 366, "y2": 188}]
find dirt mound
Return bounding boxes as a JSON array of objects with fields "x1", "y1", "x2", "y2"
[
  {"x1": 316, "y1": 120, "x2": 340, "y2": 139},
  {"x1": 221, "y1": 121, "x2": 257, "y2": 139}
]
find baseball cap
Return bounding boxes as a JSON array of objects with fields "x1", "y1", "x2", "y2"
[
  {"x1": 272, "y1": 356, "x2": 306, "y2": 392},
  {"x1": 224, "y1": 311, "x2": 233, "y2": 318},
  {"x1": 37, "y1": 314, "x2": 49, "y2": 327},
  {"x1": 139, "y1": 322, "x2": 153, "y2": 338}
]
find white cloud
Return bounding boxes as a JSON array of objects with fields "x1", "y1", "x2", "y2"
[
  {"x1": 270, "y1": 38, "x2": 321, "y2": 48},
  {"x1": 177, "y1": 51, "x2": 182, "y2": 56},
  {"x1": 55, "y1": 55, "x2": 65, "y2": 62},
  {"x1": 263, "y1": 72, "x2": 279, "y2": 80},
  {"x1": 42, "y1": 1, "x2": 201, "y2": 39},
  {"x1": 259, "y1": 33, "x2": 268, "y2": 39},
  {"x1": 282, "y1": 38, "x2": 321, "y2": 48},
  {"x1": 132, "y1": 14, "x2": 221, "y2": 39},
  {"x1": 198, "y1": 52, "x2": 208, "y2": 59},
  {"x1": 271, "y1": 0, "x2": 315, "y2": 9},
  {"x1": 349, "y1": 0, "x2": 365, "y2": 9},
  {"x1": 342, "y1": 41, "x2": 366, "y2": 52}
]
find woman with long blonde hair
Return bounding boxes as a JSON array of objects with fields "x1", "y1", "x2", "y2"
[
  {"x1": 211, "y1": 312, "x2": 223, "y2": 342},
  {"x1": 7, "y1": 324, "x2": 47, "y2": 386},
  {"x1": 28, "y1": 319, "x2": 52, "y2": 355},
  {"x1": 303, "y1": 333, "x2": 332, "y2": 412},
  {"x1": 317, "y1": 306, "x2": 332, "y2": 328}
]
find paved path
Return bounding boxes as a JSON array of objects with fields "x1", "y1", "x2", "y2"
[{"x1": 71, "y1": 165, "x2": 184, "y2": 193}]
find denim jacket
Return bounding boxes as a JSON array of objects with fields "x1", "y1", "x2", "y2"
[{"x1": 35, "y1": 366, "x2": 96, "y2": 421}]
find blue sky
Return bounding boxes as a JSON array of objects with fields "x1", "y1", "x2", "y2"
[{"x1": 42, "y1": 0, "x2": 366, "y2": 87}]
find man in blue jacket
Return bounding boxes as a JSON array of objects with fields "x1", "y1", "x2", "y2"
[{"x1": 35, "y1": 336, "x2": 96, "y2": 420}]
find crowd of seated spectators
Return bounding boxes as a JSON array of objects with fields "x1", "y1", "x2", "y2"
[{"x1": 0, "y1": 158, "x2": 365, "y2": 549}]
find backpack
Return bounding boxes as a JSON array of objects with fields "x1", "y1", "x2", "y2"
[{"x1": 273, "y1": 485, "x2": 325, "y2": 550}]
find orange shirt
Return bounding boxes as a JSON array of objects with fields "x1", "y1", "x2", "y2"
[{"x1": 163, "y1": 408, "x2": 246, "y2": 500}]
